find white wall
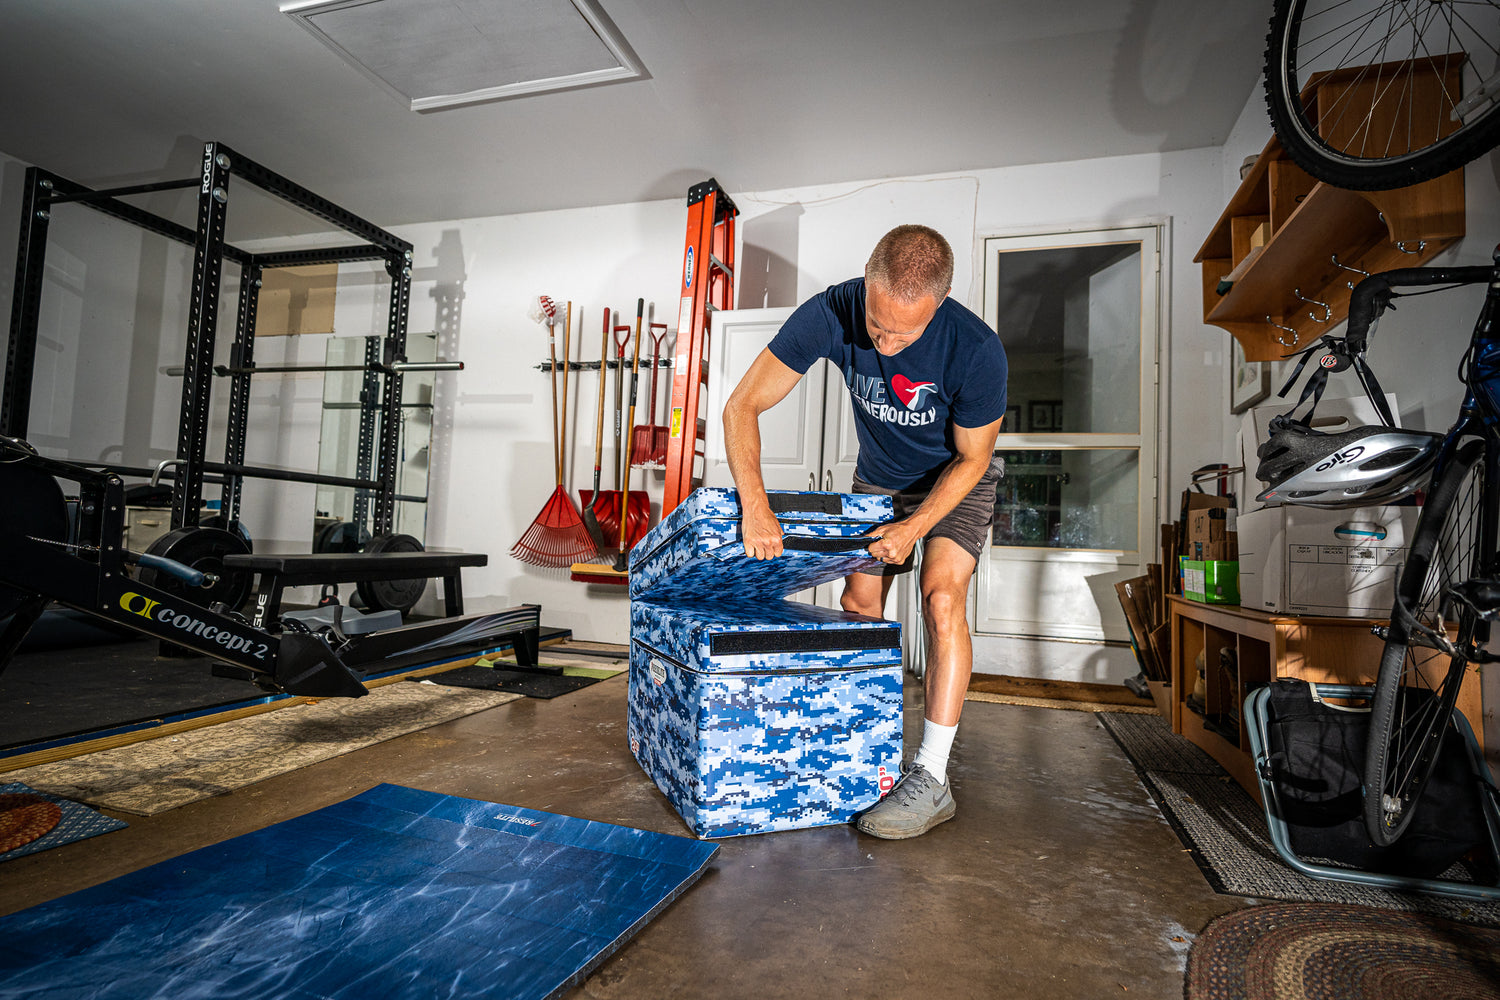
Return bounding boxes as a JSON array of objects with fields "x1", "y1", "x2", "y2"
[
  {"x1": 370, "y1": 151, "x2": 1228, "y2": 655},
  {"x1": 0, "y1": 144, "x2": 1228, "y2": 664}
]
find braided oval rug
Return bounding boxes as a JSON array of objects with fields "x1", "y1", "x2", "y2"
[{"x1": 1188, "y1": 902, "x2": 1500, "y2": 999}]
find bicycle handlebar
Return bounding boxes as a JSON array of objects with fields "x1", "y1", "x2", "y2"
[{"x1": 1347, "y1": 265, "x2": 1494, "y2": 353}]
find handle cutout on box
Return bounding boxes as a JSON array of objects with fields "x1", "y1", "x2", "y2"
[{"x1": 1334, "y1": 522, "x2": 1387, "y2": 541}]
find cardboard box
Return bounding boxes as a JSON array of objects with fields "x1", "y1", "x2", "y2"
[
  {"x1": 1237, "y1": 393, "x2": 1400, "y2": 513},
  {"x1": 1178, "y1": 491, "x2": 1233, "y2": 561},
  {"x1": 1236, "y1": 505, "x2": 1418, "y2": 617},
  {"x1": 1187, "y1": 506, "x2": 1239, "y2": 562},
  {"x1": 1182, "y1": 558, "x2": 1239, "y2": 605}
]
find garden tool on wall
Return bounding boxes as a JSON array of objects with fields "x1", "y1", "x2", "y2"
[
  {"x1": 614, "y1": 298, "x2": 650, "y2": 567},
  {"x1": 511, "y1": 297, "x2": 595, "y2": 567},
  {"x1": 632, "y1": 321, "x2": 671, "y2": 468},
  {"x1": 580, "y1": 308, "x2": 613, "y2": 555},
  {"x1": 581, "y1": 312, "x2": 630, "y2": 544}
]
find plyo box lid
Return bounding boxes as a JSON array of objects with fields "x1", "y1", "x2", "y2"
[{"x1": 629, "y1": 488, "x2": 893, "y2": 603}]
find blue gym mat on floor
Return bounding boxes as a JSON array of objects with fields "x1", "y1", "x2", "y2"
[{"x1": 0, "y1": 784, "x2": 719, "y2": 999}]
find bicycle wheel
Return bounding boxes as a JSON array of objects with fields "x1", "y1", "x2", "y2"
[
  {"x1": 1364, "y1": 439, "x2": 1488, "y2": 845},
  {"x1": 1265, "y1": 0, "x2": 1500, "y2": 191}
]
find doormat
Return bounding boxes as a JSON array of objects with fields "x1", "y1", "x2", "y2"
[
  {"x1": 965, "y1": 673, "x2": 1158, "y2": 714},
  {"x1": 1186, "y1": 902, "x2": 1500, "y2": 1000},
  {"x1": 1097, "y1": 711, "x2": 1500, "y2": 927},
  {"x1": 0, "y1": 784, "x2": 719, "y2": 1000},
  {"x1": 4, "y1": 682, "x2": 522, "y2": 816},
  {"x1": 425, "y1": 646, "x2": 627, "y2": 700},
  {"x1": 0, "y1": 783, "x2": 126, "y2": 862}
]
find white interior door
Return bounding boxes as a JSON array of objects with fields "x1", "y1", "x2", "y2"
[
  {"x1": 704, "y1": 307, "x2": 872, "y2": 612},
  {"x1": 702, "y1": 307, "x2": 816, "y2": 490},
  {"x1": 974, "y1": 225, "x2": 1161, "y2": 642}
]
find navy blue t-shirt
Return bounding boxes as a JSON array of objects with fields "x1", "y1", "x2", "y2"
[{"x1": 769, "y1": 278, "x2": 1008, "y2": 490}]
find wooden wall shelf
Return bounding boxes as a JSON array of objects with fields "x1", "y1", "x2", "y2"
[
  {"x1": 1167, "y1": 596, "x2": 1484, "y2": 803},
  {"x1": 1196, "y1": 62, "x2": 1466, "y2": 362}
]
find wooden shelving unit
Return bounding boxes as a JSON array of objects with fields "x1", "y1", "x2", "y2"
[
  {"x1": 1168, "y1": 596, "x2": 1486, "y2": 803},
  {"x1": 1195, "y1": 62, "x2": 1466, "y2": 361}
]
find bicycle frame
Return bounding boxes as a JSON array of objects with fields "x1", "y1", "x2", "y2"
[{"x1": 1347, "y1": 259, "x2": 1500, "y2": 678}]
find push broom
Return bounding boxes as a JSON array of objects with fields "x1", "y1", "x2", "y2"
[{"x1": 511, "y1": 298, "x2": 597, "y2": 568}]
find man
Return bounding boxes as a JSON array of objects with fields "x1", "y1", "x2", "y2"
[{"x1": 722, "y1": 224, "x2": 1008, "y2": 839}]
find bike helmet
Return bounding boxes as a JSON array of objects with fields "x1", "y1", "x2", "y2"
[{"x1": 1255, "y1": 415, "x2": 1441, "y2": 508}]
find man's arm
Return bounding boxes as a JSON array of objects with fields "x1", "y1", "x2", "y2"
[
  {"x1": 722, "y1": 348, "x2": 807, "y2": 559},
  {"x1": 865, "y1": 416, "x2": 1003, "y2": 566}
]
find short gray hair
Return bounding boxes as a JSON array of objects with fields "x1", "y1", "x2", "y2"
[{"x1": 865, "y1": 225, "x2": 954, "y2": 303}]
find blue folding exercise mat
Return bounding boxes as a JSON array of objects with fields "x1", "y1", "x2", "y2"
[
  {"x1": 627, "y1": 488, "x2": 903, "y2": 839},
  {"x1": 0, "y1": 784, "x2": 719, "y2": 1000}
]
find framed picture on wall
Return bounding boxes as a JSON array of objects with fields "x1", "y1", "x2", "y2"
[
  {"x1": 1004, "y1": 404, "x2": 1021, "y2": 431},
  {"x1": 1028, "y1": 399, "x2": 1062, "y2": 432},
  {"x1": 1229, "y1": 338, "x2": 1271, "y2": 414}
]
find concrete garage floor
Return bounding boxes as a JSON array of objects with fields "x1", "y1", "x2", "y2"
[{"x1": 0, "y1": 673, "x2": 1250, "y2": 998}]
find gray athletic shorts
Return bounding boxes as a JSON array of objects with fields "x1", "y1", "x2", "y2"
[{"x1": 851, "y1": 460, "x2": 1002, "y2": 576}]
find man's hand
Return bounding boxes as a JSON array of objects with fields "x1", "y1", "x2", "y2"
[
  {"x1": 723, "y1": 348, "x2": 805, "y2": 561},
  {"x1": 865, "y1": 518, "x2": 923, "y2": 567},
  {"x1": 743, "y1": 504, "x2": 784, "y2": 560}
]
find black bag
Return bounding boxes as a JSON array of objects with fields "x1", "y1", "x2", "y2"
[{"x1": 1262, "y1": 678, "x2": 1487, "y2": 878}]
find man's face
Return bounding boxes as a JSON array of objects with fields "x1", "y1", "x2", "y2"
[{"x1": 865, "y1": 283, "x2": 944, "y2": 356}]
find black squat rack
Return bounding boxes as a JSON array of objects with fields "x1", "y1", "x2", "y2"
[{"x1": 3, "y1": 141, "x2": 464, "y2": 612}]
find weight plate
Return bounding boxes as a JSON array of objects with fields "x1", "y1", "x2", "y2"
[
  {"x1": 356, "y1": 533, "x2": 426, "y2": 613},
  {"x1": 202, "y1": 514, "x2": 253, "y2": 551},
  {"x1": 138, "y1": 525, "x2": 253, "y2": 612},
  {"x1": 314, "y1": 520, "x2": 371, "y2": 554}
]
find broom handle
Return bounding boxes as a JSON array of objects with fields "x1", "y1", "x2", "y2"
[
  {"x1": 592, "y1": 309, "x2": 609, "y2": 495},
  {"x1": 619, "y1": 298, "x2": 645, "y2": 551},
  {"x1": 548, "y1": 315, "x2": 560, "y2": 486},
  {"x1": 560, "y1": 301, "x2": 572, "y2": 489}
]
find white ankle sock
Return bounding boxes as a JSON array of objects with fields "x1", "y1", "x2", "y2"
[{"x1": 912, "y1": 719, "x2": 958, "y2": 785}]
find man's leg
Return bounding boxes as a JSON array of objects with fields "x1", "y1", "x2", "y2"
[
  {"x1": 840, "y1": 569, "x2": 893, "y2": 619},
  {"x1": 907, "y1": 537, "x2": 977, "y2": 788},
  {"x1": 917, "y1": 536, "x2": 978, "y2": 728},
  {"x1": 855, "y1": 538, "x2": 977, "y2": 840}
]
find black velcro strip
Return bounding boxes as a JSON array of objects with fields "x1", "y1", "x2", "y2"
[
  {"x1": 766, "y1": 492, "x2": 843, "y2": 516},
  {"x1": 781, "y1": 535, "x2": 872, "y2": 553},
  {"x1": 709, "y1": 628, "x2": 898, "y2": 656}
]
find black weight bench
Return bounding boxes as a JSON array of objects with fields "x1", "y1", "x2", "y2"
[{"x1": 224, "y1": 550, "x2": 487, "y2": 628}]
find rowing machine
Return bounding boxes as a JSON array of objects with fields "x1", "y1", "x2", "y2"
[{"x1": 0, "y1": 436, "x2": 538, "y2": 698}]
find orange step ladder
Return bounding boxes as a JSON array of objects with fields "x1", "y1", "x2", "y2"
[{"x1": 662, "y1": 178, "x2": 738, "y2": 517}]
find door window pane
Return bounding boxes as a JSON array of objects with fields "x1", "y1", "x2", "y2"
[
  {"x1": 993, "y1": 244, "x2": 1141, "y2": 434},
  {"x1": 992, "y1": 449, "x2": 1138, "y2": 551}
]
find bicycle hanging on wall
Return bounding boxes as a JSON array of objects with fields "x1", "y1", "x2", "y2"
[{"x1": 1264, "y1": 0, "x2": 1500, "y2": 191}]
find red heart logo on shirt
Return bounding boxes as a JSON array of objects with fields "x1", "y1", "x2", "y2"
[{"x1": 890, "y1": 374, "x2": 936, "y2": 410}]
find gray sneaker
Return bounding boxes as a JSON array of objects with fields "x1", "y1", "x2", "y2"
[{"x1": 855, "y1": 763, "x2": 955, "y2": 839}]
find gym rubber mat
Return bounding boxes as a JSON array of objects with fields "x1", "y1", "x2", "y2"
[{"x1": 0, "y1": 784, "x2": 719, "y2": 999}]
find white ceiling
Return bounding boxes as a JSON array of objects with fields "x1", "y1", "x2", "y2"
[{"x1": 0, "y1": 0, "x2": 1270, "y2": 234}]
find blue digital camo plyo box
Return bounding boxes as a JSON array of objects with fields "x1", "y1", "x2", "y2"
[
  {"x1": 629, "y1": 487, "x2": 896, "y2": 603},
  {"x1": 627, "y1": 488, "x2": 904, "y2": 839}
]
